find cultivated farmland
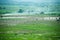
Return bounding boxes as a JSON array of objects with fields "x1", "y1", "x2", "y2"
[{"x1": 0, "y1": 15, "x2": 60, "y2": 40}]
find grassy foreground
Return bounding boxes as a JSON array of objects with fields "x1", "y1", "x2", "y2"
[{"x1": 0, "y1": 18, "x2": 60, "y2": 40}]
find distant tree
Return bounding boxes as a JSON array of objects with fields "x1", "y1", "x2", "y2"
[
  {"x1": 0, "y1": 7, "x2": 2, "y2": 9},
  {"x1": 0, "y1": 7, "x2": 7, "y2": 18},
  {"x1": 58, "y1": 14, "x2": 60, "y2": 16},
  {"x1": 56, "y1": 14, "x2": 60, "y2": 21},
  {"x1": 0, "y1": 13, "x2": 5, "y2": 18},
  {"x1": 3, "y1": 7, "x2": 6, "y2": 9},
  {"x1": 18, "y1": 9, "x2": 24, "y2": 13},
  {"x1": 51, "y1": 13, "x2": 56, "y2": 15},
  {"x1": 0, "y1": 7, "x2": 6, "y2": 10},
  {"x1": 58, "y1": 14, "x2": 60, "y2": 21},
  {"x1": 40, "y1": 12, "x2": 44, "y2": 14}
]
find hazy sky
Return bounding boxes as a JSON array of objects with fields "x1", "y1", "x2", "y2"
[
  {"x1": 12, "y1": 0, "x2": 56, "y2": 2},
  {"x1": 0, "y1": 0, "x2": 59, "y2": 3},
  {"x1": 0, "y1": 0, "x2": 60, "y2": 4}
]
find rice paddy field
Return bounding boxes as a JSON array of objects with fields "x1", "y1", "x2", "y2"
[{"x1": 0, "y1": 15, "x2": 60, "y2": 40}]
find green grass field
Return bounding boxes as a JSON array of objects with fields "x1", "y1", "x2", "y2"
[
  {"x1": 0, "y1": 4, "x2": 60, "y2": 40},
  {"x1": 0, "y1": 2, "x2": 60, "y2": 40},
  {"x1": 0, "y1": 17, "x2": 60, "y2": 40}
]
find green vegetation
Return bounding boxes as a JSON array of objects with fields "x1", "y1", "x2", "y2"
[
  {"x1": 0, "y1": 18, "x2": 60, "y2": 40},
  {"x1": 0, "y1": 5, "x2": 60, "y2": 40},
  {"x1": 18, "y1": 9, "x2": 24, "y2": 13}
]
